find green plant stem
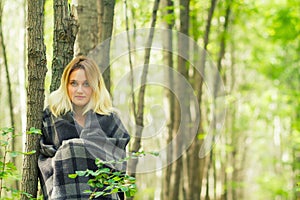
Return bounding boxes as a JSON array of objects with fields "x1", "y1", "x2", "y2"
[{"x1": 0, "y1": 137, "x2": 9, "y2": 198}]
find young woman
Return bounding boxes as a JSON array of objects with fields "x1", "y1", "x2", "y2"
[{"x1": 38, "y1": 56, "x2": 130, "y2": 200}]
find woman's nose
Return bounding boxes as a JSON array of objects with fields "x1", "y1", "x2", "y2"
[{"x1": 76, "y1": 85, "x2": 83, "y2": 92}]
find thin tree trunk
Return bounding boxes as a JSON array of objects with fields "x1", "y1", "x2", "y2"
[
  {"x1": 20, "y1": 0, "x2": 27, "y2": 134},
  {"x1": 161, "y1": 0, "x2": 175, "y2": 199},
  {"x1": 221, "y1": 39, "x2": 236, "y2": 200},
  {"x1": 205, "y1": 150, "x2": 213, "y2": 200},
  {"x1": 196, "y1": 1, "x2": 218, "y2": 199},
  {"x1": 171, "y1": 0, "x2": 190, "y2": 199},
  {"x1": 21, "y1": 0, "x2": 47, "y2": 199},
  {"x1": 127, "y1": 0, "x2": 160, "y2": 176},
  {"x1": 124, "y1": 0, "x2": 137, "y2": 121},
  {"x1": 50, "y1": 0, "x2": 77, "y2": 92},
  {"x1": 185, "y1": 0, "x2": 218, "y2": 199},
  {"x1": 0, "y1": 0, "x2": 17, "y2": 189},
  {"x1": 0, "y1": 0, "x2": 14, "y2": 133},
  {"x1": 212, "y1": 1, "x2": 232, "y2": 199},
  {"x1": 214, "y1": 0, "x2": 232, "y2": 91},
  {"x1": 213, "y1": 152, "x2": 217, "y2": 200}
]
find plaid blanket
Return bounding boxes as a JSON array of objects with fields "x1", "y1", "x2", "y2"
[{"x1": 38, "y1": 108, "x2": 130, "y2": 200}]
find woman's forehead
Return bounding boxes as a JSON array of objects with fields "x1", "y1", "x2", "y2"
[{"x1": 69, "y1": 69, "x2": 87, "y2": 80}]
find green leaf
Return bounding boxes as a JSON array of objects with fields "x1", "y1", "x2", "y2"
[
  {"x1": 95, "y1": 158, "x2": 104, "y2": 166},
  {"x1": 197, "y1": 132, "x2": 206, "y2": 140},
  {"x1": 68, "y1": 174, "x2": 78, "y2": 179},
  {"x1": 75, "y1": 170, "x2": 87, "y2": 176},
  {"x1": 23, "y1": 150, "x2": 36, "y2": 155},
  {"x1": 9, "y1": 151, "x2": 21, "y2": 158},
  {"x1": 5, "y1": 162, "x2": 17, "y2": 171},
  {"x1": 27, "y1": 127, "x2": 42, "y2": 135},
  {"x1": 83, "y1": 189, "x2": 92, "y2": 194},
  {"x1": 1, "y1": 127, "x2": 14, "y2": 135},
  {"x1": 112, "y1": 176, "x2": 122, "y2": 182},
  {"x1": 111, "y1": 188, "x2": 119, "y2": 193},
  {"x1": 127, "y1": 176, "x2": 136, "y2": 182},
  {"x1": 149, "y1": 151, "x2": 159, "y2": 156},
  {"x1": 120, "y1": 186, "x2": 129, "y2": 192},
  {"x1": 0, "y1": 140, "x2": 9, "y2": 146},
  {"x1": 94, "y1": 191, "x2": 105, "y2": 198}
]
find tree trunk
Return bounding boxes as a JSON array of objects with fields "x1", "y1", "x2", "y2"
[
  {"x1": 50, "y1": 0, "x2": 78, "y2": 92},
  {"x1": 124, "y1": 0, "x2": 137, "y2": 122},
  {"x1": 185, "y1": 0, "x2": 218, "y2": 199},
  {"x1": 212, "y1": 1, "x2": 232, "y2": 199},
  {"x1": 171, "y1": 0, "x2": 190, "y2": 199},
  {"x1": 161, "y1": 0, "x2": 175, "y2": 199},
  {"x1": 196, "y1": 1, "x2": 218, "y2": 199},
  {"x1": 21, "y1": 0, "x2": 47, "y2": 199},
  {"x1": 0, "y1": 0, "x2": 14, "y2": 133},
  {"x1": 0, "y1": 0, "x2": 18, "y2": 189},
  {"x1": 96, "y1": 0, "x2": 116, "y2": 92},
  {"x1": 74, "y1": 0, "x2": 115, "y2": 92},
  {"x1": 127, "y1": 0, "x2": 160, "y2": 176},
  {"x1": 73, "y1": 0, "x2": 98, "y2": 56}
]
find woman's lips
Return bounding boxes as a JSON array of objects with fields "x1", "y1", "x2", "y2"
[{"x1": 75, "y1": 96, "x2": 85, "y2": 99}]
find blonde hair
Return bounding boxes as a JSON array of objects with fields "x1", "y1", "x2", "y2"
[{"x1": 48, "y1": 55, "x2": 113, "y2": 117}]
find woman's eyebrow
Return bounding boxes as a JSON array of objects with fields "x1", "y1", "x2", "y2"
[{"x1": 69, "y1": 79, "x2": 88, "y2": 82}]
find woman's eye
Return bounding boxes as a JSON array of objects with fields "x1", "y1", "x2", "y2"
[
  {"x1": 70, "y1": 81, "x2": 78, "y2": 87},
  {"x1": 83, "y1": 82, "x2": 90, "y2": 87}
]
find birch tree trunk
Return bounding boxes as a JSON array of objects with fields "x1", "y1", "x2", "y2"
[
  {"x1": 50, "y1": 0, "x2": 77, "y2": 92},
  {"x1": 21, "y1": 0, "x2": 47, "y2": 199}
]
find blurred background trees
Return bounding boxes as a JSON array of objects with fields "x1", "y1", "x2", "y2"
[{"x1": 0, "y1": 0, "x2": 299, "y2": 199}]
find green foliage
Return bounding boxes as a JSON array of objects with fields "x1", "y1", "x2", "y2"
[
  {"x1": 0, "y1": 127, "x2": 41, "y2": 200},
  {"x1": 69, "y1": 151, "x2": 158, "y2": 199},
  {"x1": 0, "y1": 127, "x2": 19, "y2": 199},
  {"x1": 26, "y1": 127, "x2": 42, "y2": 135},
  {"x1": 69, "y1": 159, "x2": 136, "y2": 199}
]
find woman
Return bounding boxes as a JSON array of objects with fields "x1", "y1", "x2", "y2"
[{"x1": 38, "y1": 56, "x2": 130, "y2": 200}]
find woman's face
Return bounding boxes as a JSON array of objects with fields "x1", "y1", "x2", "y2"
[{"x1": 67, "y1": 68, "x2": 93, "y2": 112}]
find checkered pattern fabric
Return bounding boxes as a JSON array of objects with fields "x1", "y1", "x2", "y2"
[{"x1": 38, "y1": 108, "x2": 130, "y2": 200}]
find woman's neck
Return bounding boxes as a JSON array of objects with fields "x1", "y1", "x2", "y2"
[{"x1": 73, "y1": 109, "x2": 86, "y2": 127}]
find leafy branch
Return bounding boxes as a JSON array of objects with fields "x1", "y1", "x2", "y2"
[
  {"x1": 69, "y1": 151, "x2": 158, "y2": 199},
  {"x1": 0, "y1": 127, "x2": 40, "y2": 200}
]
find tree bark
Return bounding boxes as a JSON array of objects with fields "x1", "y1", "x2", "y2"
[
  {"x1": 97, "y1": 0, "x2": 115, "y2": 92},
  {"x1": 21, "y1": 0, "x2": 47, "y2": 199},
  {"x1": 74, "y1": 0, "x2": 115, "y2": 92},
  {"x1": 171, "y1": 0, "x2": 190, "y2": 200},
  {"x1": 186, "y1": 0, "x2": 217, "y2": 199},
  {"x1": 73, "y1": 0, "x2": 98, "y2": 56},
  {"x1": 161, "y1": 0, "x2": 175, "y2": 199},
  {"x1": 50, "y1": 0, "x2": 78, "y2": 92}
]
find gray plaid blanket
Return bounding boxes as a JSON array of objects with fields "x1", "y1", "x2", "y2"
[{"x1": 38, "y1": 108, "x2": 130, "y2": 200}]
